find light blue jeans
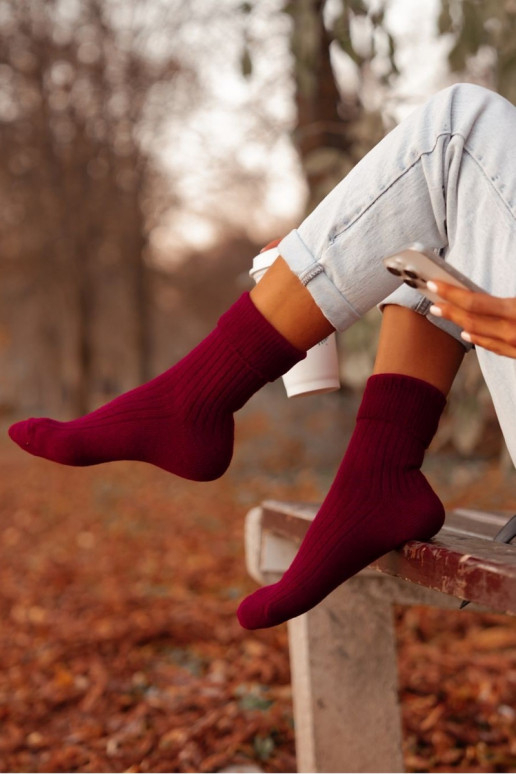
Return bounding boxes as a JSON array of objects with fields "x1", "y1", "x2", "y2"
[{"x1": 279, "y1": 83, "x2": 516, "y2": 468}]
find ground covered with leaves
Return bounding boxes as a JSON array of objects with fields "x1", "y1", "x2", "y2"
[{"x1": 1, "y1": 394, "x2": 516, "y2": 773}]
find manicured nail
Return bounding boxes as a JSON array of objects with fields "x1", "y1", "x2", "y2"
[
  {"x1": 429, "y1": 305, "x2": 442, "y2": 317},
  {"x1": 427, "y1": 281, "x2": 438, "y2": 293},
  {"x1": 461, "y1": 331, "x2": 472, "y2": 342}
]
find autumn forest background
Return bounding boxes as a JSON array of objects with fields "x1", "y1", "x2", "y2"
[{"x1": 3, "y1": 1, "x2": 516, "y2": 772}]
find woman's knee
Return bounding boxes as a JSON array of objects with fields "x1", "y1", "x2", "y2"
[{"x1": 435, "y1": 81, "x2": 510, "y2": 127}]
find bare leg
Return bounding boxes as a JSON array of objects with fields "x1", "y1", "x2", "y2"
[
  {"x1": 374, "y1": 305, "x2": 465, "y2": 394},
  {"x1": 250, "y1": 256, "x2": 334, "y2": 351}
]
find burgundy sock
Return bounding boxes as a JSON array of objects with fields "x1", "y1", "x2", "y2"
[
  {"x1": 237, "y1": 373, "x2": 447, "y2": 629},
  {"x1": 8, "y1": 293, "x2": 304, "y2": 479}
]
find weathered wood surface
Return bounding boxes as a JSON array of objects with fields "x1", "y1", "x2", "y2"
[{"x1": 259, "y1": 500, "x2": 516, "y2": 615}]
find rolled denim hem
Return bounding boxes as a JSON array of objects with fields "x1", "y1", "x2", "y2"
[
  {"x1": 279, "y1": 229, "x2": 361, "y2": 331},
  {"x1": 378, "y1": 285, "x2": 474, "y2": 352}
]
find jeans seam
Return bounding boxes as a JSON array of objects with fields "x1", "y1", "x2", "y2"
[
  {"x1": 300, "y1": 264, "x2": 325, "y2": 285},
  {"x1": 330, "y1": 130, "x2": 456, "y2": 244},
  {"x1": 463, "y1": 147, "x2": 516, "y2": 222}
]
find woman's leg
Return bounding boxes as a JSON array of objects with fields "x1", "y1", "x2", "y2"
[
  {"x1": 8, "y1": 291, "x2": 307, "y2": 479},
  {"x1": 237, "y1": 305, "x2": 465, "y2": 629},
  {"x1": 250, "y1": 256, "x2": 335, "y2": 350},
  {"x1": 8, "y1": 255, "x2": 335, "y2": 477},
  {"x1": 373, "y1": 305, "x2": 465, "y2": 392}
]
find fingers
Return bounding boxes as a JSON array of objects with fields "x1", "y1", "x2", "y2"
[
  {"x1": 427, "y1": 281, "x2": 516, "y2": 357},
  {"x1": 430, "y1": 302, "x2": 516, "y2": 345},
  {"x1": 427, "y1": 281, "x2": 516, "y2": 318},
  {"x1": 458, "y1": 332, "x2": 516, "y2": 358}
]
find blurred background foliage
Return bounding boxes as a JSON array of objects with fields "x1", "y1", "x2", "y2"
[{"x1": 0, "y1": 0, "x2": 515, "y2": 466}]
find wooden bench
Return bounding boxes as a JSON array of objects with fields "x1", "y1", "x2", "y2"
[{"x1": 244, "y1": 502, "x2": 516, "y2": 773}]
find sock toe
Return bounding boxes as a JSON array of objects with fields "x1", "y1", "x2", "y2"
[
  {"x1": 237, "y1": 592, "x2": 267, "y2": 630},
  {"x1": 8, "y1": 420, "x2": 30, "y2": 449}
]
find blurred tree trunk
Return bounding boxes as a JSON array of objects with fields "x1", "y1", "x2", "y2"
[
  {"x1": 286, "y1": 0, "x2": 355, "y2": 210},
  {"x1": 284, "y1": 0, "x2": 393, "y2": 211},
  {"x1": 0, "y1": 0, "x2": 192, "y2": 415}
]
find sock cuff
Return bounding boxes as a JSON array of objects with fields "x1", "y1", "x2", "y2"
[
  {"x1": 358, "y1": 373, "x2": 446, "y2": 448},
  {"x1": 217, "y1": 293, "x2": 305, "y2": 382}
]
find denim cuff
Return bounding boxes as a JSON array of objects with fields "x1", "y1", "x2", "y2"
[
  {"x1": 378, "y1": 284, "x2": 473, "y2": 352},
  {"x1": 279, "y1": 229, "x2": 362, "y2": 331}
]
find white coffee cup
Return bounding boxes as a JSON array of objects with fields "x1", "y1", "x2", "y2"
[{"x1": 250, "y1": 247, "x2": 340, "y2": 398}]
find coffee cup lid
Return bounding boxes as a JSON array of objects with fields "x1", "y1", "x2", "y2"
[{"x1": 249, "y1": 247, "x2": 279, "y2": 277}]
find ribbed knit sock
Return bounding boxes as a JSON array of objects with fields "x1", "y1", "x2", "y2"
[
  {"x1": 8, "y1": 293, "x2": 304, "y2": 479},
  {"x1": 238, "y1": 373, "x2": 447, "y2": 629}
]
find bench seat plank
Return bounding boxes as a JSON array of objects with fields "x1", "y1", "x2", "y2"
[
  {"x1": 258, "y1": 500, "x2": 516, "y2": 615},
  {"x1": 373, "y1": 530, "x2": 516, "y2": 614}
]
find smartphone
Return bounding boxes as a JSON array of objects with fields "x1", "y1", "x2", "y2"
[{"x1": 383, "y1": 243, "x2": 485, "y2": 304}]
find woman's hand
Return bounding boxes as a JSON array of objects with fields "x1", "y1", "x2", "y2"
[{"x1": 427, "y1": 281, "x2": 516, "y2": 358}]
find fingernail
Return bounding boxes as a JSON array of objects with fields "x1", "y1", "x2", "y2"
[
  {"x1": 461, "y1": 331, "x2": 472, "y2": 342},
  {"x1": 429, "y1": 305, "x2": 442, "y2": 317},
  {"x1": 427, "y1": 281, "x2": 438, "y2": 292}
]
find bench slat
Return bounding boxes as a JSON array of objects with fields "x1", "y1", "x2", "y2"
[
  {"x1": 372, "y1": 531, "x2": 516, "y2": 613},
  {"x1": 258, "y1": 501, "x2": 516, "y2": 615}
]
